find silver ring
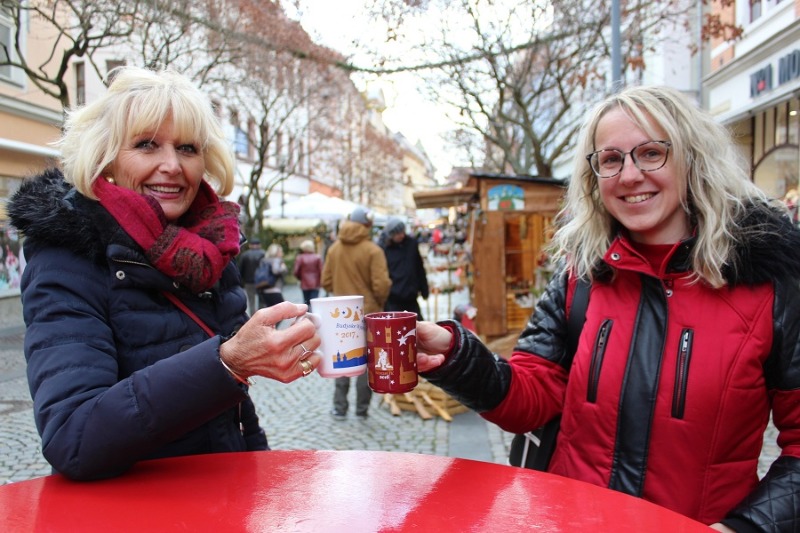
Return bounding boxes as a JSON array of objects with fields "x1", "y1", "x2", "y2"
[
  {"x1": 298, "y1": 344, "x2": 315, "y2": 360},
  {"x1": 299, "y1": 359, "x2": 313, "y2": 377}
]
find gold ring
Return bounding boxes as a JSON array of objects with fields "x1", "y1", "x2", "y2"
[{"x1": 300, "y1": 359, "x2": 313, "y2": 376}]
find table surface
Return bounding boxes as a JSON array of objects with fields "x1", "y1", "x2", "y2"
[{"x1": 1, "y1": 450, "x2": 711, "y2": 532}]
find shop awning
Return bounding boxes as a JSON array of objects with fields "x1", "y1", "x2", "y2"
[
  {"x1": 413, "y1": 187, "x2": 477, "y2": 209},
  {"x1": 263, "y1": 218, "x2": 327, "y2": 234}
]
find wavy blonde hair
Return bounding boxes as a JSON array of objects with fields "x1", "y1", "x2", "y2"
[
  {"x1": 551, "y1": 85, "x2": 779, "y2": 288},
  {"x1": 58, "y1": 66, "x2": 234, "y2": 199}
]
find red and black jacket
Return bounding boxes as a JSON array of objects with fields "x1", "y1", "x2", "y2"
[{"x1": 423, "y1": 204, "x2": 800, "y2": 531}]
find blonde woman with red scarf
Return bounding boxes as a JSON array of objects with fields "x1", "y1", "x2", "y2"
[{"x1": 8, "y1": 66, "x2": 321, "y2": 481}]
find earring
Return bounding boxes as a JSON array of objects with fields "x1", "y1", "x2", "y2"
[{"x1": 105, "y1": 176, "x2": 115, "y2": 184}]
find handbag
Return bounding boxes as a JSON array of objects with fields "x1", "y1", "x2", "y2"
[
  {"x1": 508, "y1": 277, "x2": 590, "y2": 471},
  {"x1": 254, "y1": 259, "x2": 276, "y2": 289}
]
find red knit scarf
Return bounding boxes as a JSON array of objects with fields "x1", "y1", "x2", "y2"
[{"x1": 93, "y1": 178, "x2": 241, "y2": 293}]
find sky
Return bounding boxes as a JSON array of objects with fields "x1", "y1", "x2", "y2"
[{"x1": 285, "y1": 1, "x2": 458, "y2": 182}]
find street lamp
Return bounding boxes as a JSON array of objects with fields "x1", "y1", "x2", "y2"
[
  {"x1": 611, "y1": 0, "x2": 622, "y2": 92},
  {"x1": 279, "y1": 159, "x2": 287, "y2": 218}
]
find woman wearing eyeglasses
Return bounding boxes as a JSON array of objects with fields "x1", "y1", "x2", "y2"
[{"x1": 414, "y1": 85, "x2": 800, "y2": 531}]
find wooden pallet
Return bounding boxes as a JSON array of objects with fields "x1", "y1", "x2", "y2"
[{"x1": 380, "y1": 378, "x2": 469, "y2": 421}]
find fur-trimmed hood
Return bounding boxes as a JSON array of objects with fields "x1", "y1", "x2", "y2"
[
  {"x1": 593, "y1": 202, "x2": 800, "y2": 287},
  {"x1": 722, "y1": 203, "x2": 800, "y2": 285},
  {"x1": 8, "y1": 168, "x2": 136, "y2": 264}
]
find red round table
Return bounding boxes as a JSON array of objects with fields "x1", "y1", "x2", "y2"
[{"x1": 1, "y1": 450, "x2": 711, "y2": 532}]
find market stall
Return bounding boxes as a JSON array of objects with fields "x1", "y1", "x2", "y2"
[{"x1": 414, "y1": 173, "x2": 565, "y2": 339}]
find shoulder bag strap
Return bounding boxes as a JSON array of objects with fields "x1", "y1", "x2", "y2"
[
  {"x1": 529, "y1": 276, "x2": 591, "y2": 471},
  {"x1": 162, "y1": 291, "x2": 216, "y2": 338}
]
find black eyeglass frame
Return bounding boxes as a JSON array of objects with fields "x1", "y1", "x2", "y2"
[{"x1": 585, "y1": 140, "x2": 672, "y2": 179}]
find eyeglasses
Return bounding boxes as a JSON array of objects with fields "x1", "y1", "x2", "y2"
[{"x1": 586, "y1": 140, "x2": 672, "y2": 178}]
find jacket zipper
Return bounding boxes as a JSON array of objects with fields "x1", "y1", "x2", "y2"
[
  {"x1": 587, "y1": 319, "x2": 613, "y2": 403},
  {"x1": 671, "y1": 328, "x2": 693, "y2": 419}
]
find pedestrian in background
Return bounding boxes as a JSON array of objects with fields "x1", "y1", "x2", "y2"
[
  {"x1": 7, "y1": 66, "x2": 321, "y2": 481},
  {"x1": 237, "y1": 237, "x2": 264, "y2": 315},
  {"x1": 414, "y1": 85, "x2": 800, "y2": 530},
  {"x1": 322, "y1": 207, "x2": 391, "y2": 419},
  {"x1": 258, "y1": 243, "x2": 288, "y2": 309},
  {"x1": 293, "y1": 239, "x2": 323, "y2": 306},
  {"x1": 381, "y1": 217, "x2": 428, "y2": 319}
]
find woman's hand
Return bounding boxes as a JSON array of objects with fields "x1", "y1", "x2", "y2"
[
  {"x1": 709, "y1": 523, "x2": 735, "y2": 532},
  {"x1": 219, "y1": 302, "x2": 321, "y2": 383},
  {"x1": 416, "y1": 321, "x2": 453, "y2": 372}
]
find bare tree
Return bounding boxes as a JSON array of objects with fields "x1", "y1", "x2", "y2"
[
  {"x1": 337, "y1": 0, "x2": 745, "y2": 177},
  {"x1": 360, "y1": 123, "x2": 403, "y2": 207},
  {"x1": 223, "y1": 0, "x2": 350, "y2": 236},
  {"x1": 126, "y1": 0, "x2": 249, "y2": 87},
  {"x1": 405, "y1": 0, "x2": 698, "y2": 176},
  {"x1": 0, "y1": 0, "x2": 141, "y2": 109},
  {"x1": 0, "y1": 0, "x2": 256, "y2": 109},
  {"x1": 310, "y1": 72, "x2": 371, "y2": 201}
]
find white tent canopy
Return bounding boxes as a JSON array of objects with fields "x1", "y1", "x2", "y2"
[
  {"x1": 262, "y1": 192, "x2": 366, "y2": 222},
  {"x1": 263, "y1": 218, "x2": 327, "y2": 234}
]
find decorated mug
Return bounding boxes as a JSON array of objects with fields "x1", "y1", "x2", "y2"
[
  {"x1": 365, "y1": 311, "x2": 418, "y2": 393},
  {"x1": 308, "y1": 295, "x2": 367, "y2": 378}
]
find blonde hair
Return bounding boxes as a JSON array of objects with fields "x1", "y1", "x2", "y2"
[
  {"x1": 300, "y1": 240, "x2": 315, "y2": 253},
  {"x1": 552, "y1": 85, "x2": 779, "y2": 288},
  {"x1": 265, "y1": 243, "x2": 283, "y2": 258},
  {"x1": 58, "y1": 66, "x2": 234, "y2": 199}
]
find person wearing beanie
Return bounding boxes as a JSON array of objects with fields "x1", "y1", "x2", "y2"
[
  {"x1": 293, "y1": 239, "x2": 323, "y2": 306},
  {"x1": 380, "y1": 217, "x2": 429, "y2": 320},
  {"x1": 321, "y1": 207, "x2": 391, "y2": 419}
]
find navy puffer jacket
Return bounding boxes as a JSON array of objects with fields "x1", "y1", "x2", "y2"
[{"x1": 8, "y1": 169, "x2": 267, "y2": 481}]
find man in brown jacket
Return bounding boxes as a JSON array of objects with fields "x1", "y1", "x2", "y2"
[{"x1": 322, "y1": 207, "x2": 391, "y2": 419}]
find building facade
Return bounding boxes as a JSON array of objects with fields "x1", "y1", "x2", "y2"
[
  {"x1": 706, "y1": 0, "x2": 800, "y2": 203},
  {"x1": 0, "y1": 5, "x2": 68, "y2": 321}
]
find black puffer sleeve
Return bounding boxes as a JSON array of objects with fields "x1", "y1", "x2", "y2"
[
  {"x1": 421, "y1": 263, "x2": 572, "y2": 413},
  {"x1": 421, "y1": 320, "x2": 512, "y2": 413},
  {"x1": 722, "y1": 456, "x2": 800, "y2": 533}
]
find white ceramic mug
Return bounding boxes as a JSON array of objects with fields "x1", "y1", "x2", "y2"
[{"x1": 308, "y1": 295, "x2": 367, "y2": 378}]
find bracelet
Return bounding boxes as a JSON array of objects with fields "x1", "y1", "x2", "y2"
[{"x1": 219, "y1": 357, "x2": 253, "y2": 386}]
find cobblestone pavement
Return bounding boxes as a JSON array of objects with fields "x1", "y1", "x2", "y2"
[{"x1": 0, "y1": 285, "x2": 779, "y2": 485}]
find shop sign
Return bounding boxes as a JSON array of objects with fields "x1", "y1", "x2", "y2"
[
  {"x1": 779, "y1": 49, "x2": 800, "y2": 85},
  {"x1": 750, "y1": 64, "x2": 773, "y2": 98},
  {"x1": 487, "y1": 184, "x2": 525, "y2": 211},
  {"x1": 750, "y1": 49, "x2": 800, "y2": 99}
]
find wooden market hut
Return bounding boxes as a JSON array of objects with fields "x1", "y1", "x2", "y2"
[{"x1": 414, "y1": 172, "x2": 566, "y2": 339}]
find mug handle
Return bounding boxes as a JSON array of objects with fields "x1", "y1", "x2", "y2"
[{"x1": 290, "y1": 313, "x2": 324, "y2": 359}]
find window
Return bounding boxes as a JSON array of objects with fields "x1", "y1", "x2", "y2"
[
  {"x1": 234, "y1": 127, "x2": 248, "y2": 158},
  {"x1": 0, "y1": 4, "x2": 17, "y2": 82},
  {"x1": 750, "y1": 0, "x2": 762, "y2": 22},
  {"x1": 74, "y1": 62, "x2": 85, "y2": 106},
  {"x1": 105, "y1": 60, "x2": 126, "y2": 86}
]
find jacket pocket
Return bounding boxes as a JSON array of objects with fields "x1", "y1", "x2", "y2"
[
  {"x1": 671, "y1": 328, "x2": 694, "y2": 419},
  {"x1": 587, "y1": 319, "x2": 613, "y2": 403}
]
